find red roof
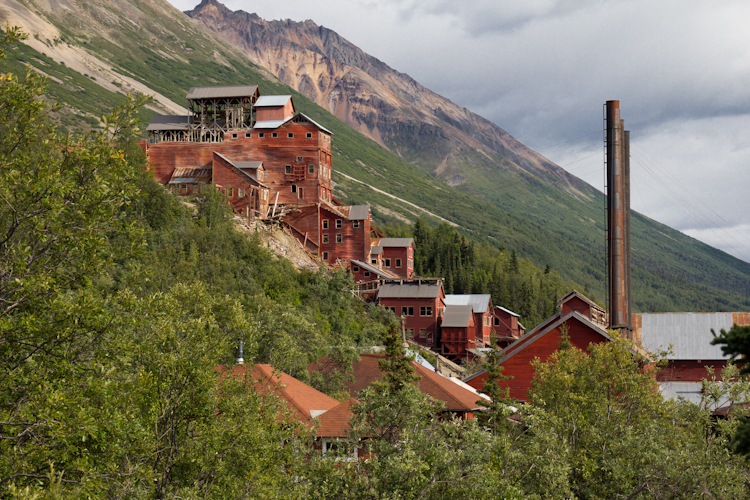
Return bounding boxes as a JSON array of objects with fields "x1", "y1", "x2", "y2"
[
  {"x1": 216, "y1": 364, "x2": 344, "y2": 428},
  {"x1": 311, "y1": 354, "x2": 483, "y2": 412},
  {"x1": 316, "y1": 398, "x2": 358, "y2": 438}
]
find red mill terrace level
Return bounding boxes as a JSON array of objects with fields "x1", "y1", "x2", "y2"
[
  {"x1": 605, "y1": 100, "x2": 632, "y2": 335},
  {"x1": 145, "y1": 85, "x2": 334, "y2": 209}
]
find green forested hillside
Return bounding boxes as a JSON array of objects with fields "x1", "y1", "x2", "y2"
[{"x1": 4, "y1": 0, "x2": 750, "y2": 314}]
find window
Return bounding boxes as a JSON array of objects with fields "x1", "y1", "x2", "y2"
[
  {"x1": 419, "y1": 329, "x2": 427, "y2": 339},
  {"x1": 285, "y1": 165, "x2": 292, "y2": 174},
  {"x1": 363, "y1": 271, "x2": 370, "y2": 277},
  {"x1": 385, "y1": 258, "x2": 391, "y2": 267},
  {"x1": 405, "y1": 329, "x2": 414, "y2": 339},
  {"x1": 401, "y1": 306, "x2": 414, "y2": 316},
  {"x1": 322, "y1": 219, "x2": 329, "y2": 229},
  {"x1": 258, "y1": 132, "x2": 265, "y2": 138},
  {"x1": 291, "y1": 185, "x2": 297, "y2": 193},
  {"x1": 322, "y1": 251, "x2": 329, "y2": 261},
  {"x1": 336, "y1": 219, "x2": 342, "y2": 229},
  {"x1": 353, "y1": 266, "x2": 360, "y2": 272},
  {"x1": 297, "y1": 156, "x2": 303, "y2": 162},
  {"x1": 179, "y1": 184, "x2": 187, "y2": 194},
  {"x1": 306, "y1": 132, "x2": 312, "y2": 138},
  {"x1": 336, "y1": 233, "x2": 342, "y2": 244},
  {"x1": 396, "y1": 258, "x2": 402, "y2": 268},
  {"x1": 308, "y1": 164, "x2": 315, "y2": 174},
  {"x1": 494, "y1": 317, "x2": 500, "y2": 326},
  {"x1": 420, "y1": 306, "x2": 433, "y2": 317},
  {"x1": 272, "y1": 132, "x2": 278, "y2": 138},
  {"x1": 238, "y1": 188, "x2": 244, "y2": 197},
  {"x1": 371, "y1": 259, "x2": 377, "y2": 265},
  {"x1": 227, "y1": 187, "x2": 233, "y2": 197},
  {"x1": 322, "y1": 234, "x2": 329, "y2": 244},
  {"x1": 387, "y1": 306, "x2": 396, "y2": 313},
  {"x1": 288, "y1": 133, "x2": 294, "y2": 138},
  {"x1": 245, "y1": 132, "x2": 251, "y2": 138},
  {"x1": 353, "y1": 220, "x2": 360, "y2": 228},
  {"x1": 231, "y1": 133, "x2": 238, "y2": 139}
]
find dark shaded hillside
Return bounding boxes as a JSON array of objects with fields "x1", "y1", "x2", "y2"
[{"x1": 3, "y1": 0, "x2": 750, "y2": 313}]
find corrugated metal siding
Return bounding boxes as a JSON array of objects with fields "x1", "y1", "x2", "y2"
[{"x1": 640, "y1": 313, "x2": 732, "y2": 360}]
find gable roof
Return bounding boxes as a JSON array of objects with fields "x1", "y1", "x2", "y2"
[
  {"x1": 558, "y1": 290, "x2": 604, "y2": 312},
  {"x1": 186, "y1": 85, "x2": 259, "y2": 100},
  {"x1": 639, "y1": 312, "x2": 733, "y2": 360},
  {"x1": 377, "y1": 280, "x2": 442, "y2": 299},
  {"x1": 442, "y1": 304, "x2": 475, "y2": 328},
  {"x1": 311, "y1": 354, "x2": 484, "y2": 412},
  {"x1": 252, "y1": 112, "x2": 333, "y2": 135},
  {"x1": 444, "y1": 294, "x2": 491, "y2": 313},
  {"x1": 217, "y1": 364, "x2": 340, "y2": 422},
  {"x1": 463, "y1": 310, "x2": 614, "y2": 384}
]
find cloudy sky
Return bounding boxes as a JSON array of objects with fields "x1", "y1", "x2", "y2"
[{"x1": 169, "y1": 0, "x2": 750, "y2": 263}]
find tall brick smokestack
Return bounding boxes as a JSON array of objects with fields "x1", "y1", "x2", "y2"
[{"x1": 606, "y1": 101, "x2": 632, "y2": 334}]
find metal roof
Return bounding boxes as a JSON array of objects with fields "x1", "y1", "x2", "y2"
[
  {"x1": 639, "y1": 312, "x2": 733, "y2": 360},
  {"x1": 350, "y1": 260, "x2": 397, "y2": 279},
  {"x1": 442, "y1": 305, "x2": 474, "y2": 328},
  {"x1": 376, "y1": 238, "x2": 414, "y2": 248},
  {"x1": 253, "y1": 118, "x2": 292, "y2": 129},
  {"x1": 495, "y1": 305, "x2": 520, "y2": 317},
  {"x1": 444, "y1": 294, "x2": 491, "y2": 313},
  {"x1": 377, "y1": 281, "x2": 442, "y2": 299},
  {"x1": 186, "y1": 85, "x2": 258, "y2": 100},
  {"x1": 371, "y1": 246, "x2": 383, "y2": 255},
  {"x1": 147, "y1": 114, "x2": 190, "y2": 131},
  {"x1": 168, "y1": 166, "x2": 212, "y2": 184},
  {"x1": 233, "y1": 161, "x2": 263, "y2": 170},
  {"x1": 255, "y1": 95, "x2": 292, "y2": 107},
  {"x1": 348, "y1": 205, "x2": 370, "y2": 220}
]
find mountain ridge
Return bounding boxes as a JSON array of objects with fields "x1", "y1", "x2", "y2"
[
  {"x1": 2, "y1": 0, "x2": 749, "y2": 314},
  {"x1": 185, "y1": 0, "x2": 592, "y2": 197}
]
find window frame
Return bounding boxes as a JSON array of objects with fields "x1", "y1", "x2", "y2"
[
  {"x1": 322, "y1": 219, "x2": 329, "y2": 229},
  {"x1": 335, "y1": 233, "x2": 342, "y2": 244},
  {"x1": 322, "y1": 234, "x2": 329, "y2": 244}
]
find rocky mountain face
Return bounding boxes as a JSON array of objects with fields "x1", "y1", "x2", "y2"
[{"x1": 186, "y1": 0, "x2": 591, "y2": 195}]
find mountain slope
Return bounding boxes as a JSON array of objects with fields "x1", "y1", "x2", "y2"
[{"x1": 2, "y1": 0, "x2": 749, "y2": 314}]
